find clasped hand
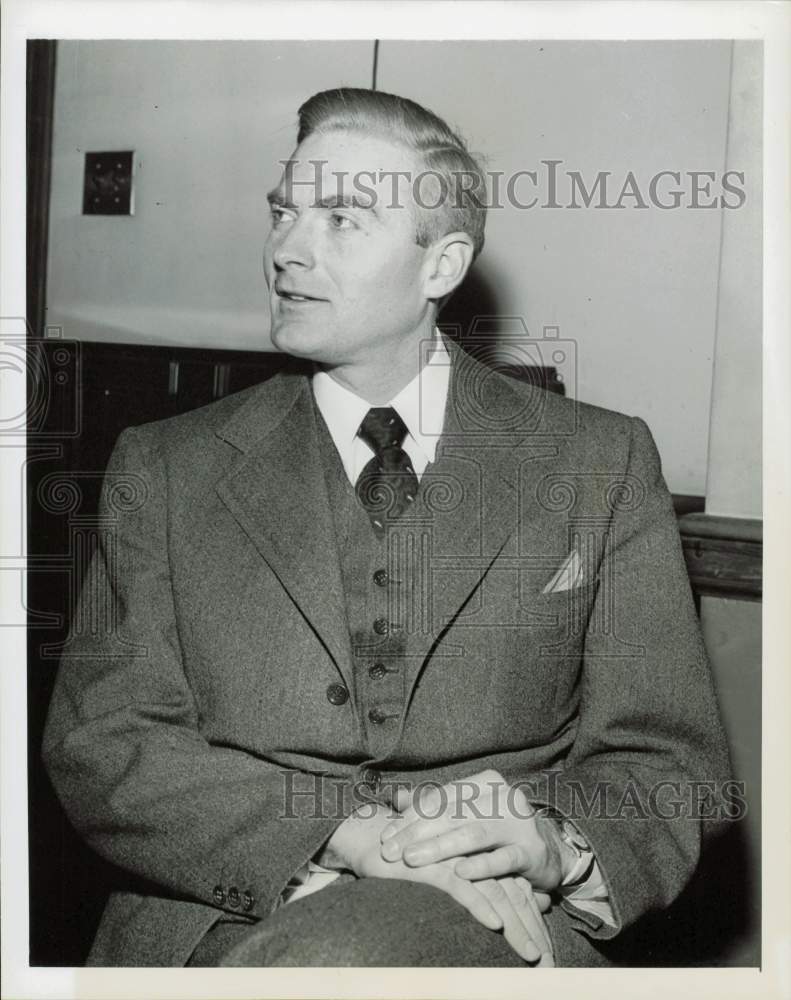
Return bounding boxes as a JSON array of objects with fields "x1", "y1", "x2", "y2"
[
  {"x1": 325, "y1": 769, "x2": 561, "y2": 964},
  {"x1": 380, "y1": 768, "x2": 566, "y2": 892}
]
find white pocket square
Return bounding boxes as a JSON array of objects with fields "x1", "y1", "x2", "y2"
[{"x1": 542, "y1": 550, "x2": 584, "y2": 594}]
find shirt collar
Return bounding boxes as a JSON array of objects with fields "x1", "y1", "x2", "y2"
[
  {"x1": 311, "y1": 329, "x2": 450, "y2": 464},
  {"x1": 389, "y1": 332, "x2": 449, "y2": 463}
]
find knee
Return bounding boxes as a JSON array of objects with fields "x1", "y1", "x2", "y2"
[
  {"x1": 273, "y1": 880, "x2": 448, "y2": 966},
  {"x1": 220, "y1": 879, "x2": 466, "y2": 967}
]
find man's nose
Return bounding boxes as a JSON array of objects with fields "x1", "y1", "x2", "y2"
[{"x1": 271, "y1": 217, "x2": 315, "y2": 270}]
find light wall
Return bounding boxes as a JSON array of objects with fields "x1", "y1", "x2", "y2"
[
  {"x1": 377, "y1": 40, "x2": 734, "y2": 495},
  {"x1": 46, "y1": 40, "x2": 759, "y2": 496},
  {"x1": 699, "y1": 41, "x2": 762, "y2": 967},
  {"x1": 46, "y1": 41, "x2": 373, "y2": 348},
  {"x1": 703, "y1": 41, "x2": 762, "y2": 520}
]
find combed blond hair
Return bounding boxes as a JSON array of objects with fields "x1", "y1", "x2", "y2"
[{"x1": 297, "y1": 88, "x2": 487, "y2": 259}]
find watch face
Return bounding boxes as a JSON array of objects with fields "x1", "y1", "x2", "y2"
[{"x1": 562, "y1": 820, "x2": 590, "y2": 853}]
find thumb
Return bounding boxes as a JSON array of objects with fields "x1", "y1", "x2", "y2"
[
  {"x1": 392, "y1": 784, "x2": 414, "y2": 813},
  {"x1": 534, "y1": 891, "x2": 552, "y2": 913}
]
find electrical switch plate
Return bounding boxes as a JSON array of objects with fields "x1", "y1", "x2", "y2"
[{"x1": 82, "y1": 151, "x2": 134, "y2": 215}]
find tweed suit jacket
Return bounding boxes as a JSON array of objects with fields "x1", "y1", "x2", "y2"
[{"x1": 43, "y1": 340, "x2": 731, "y2": 967}]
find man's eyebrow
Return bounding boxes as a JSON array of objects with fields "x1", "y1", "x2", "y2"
[
  {"x1": 266, "y1": 190, "x2": 379, "y2": 214},
  {"x1": 313, "y1": 193, "x2": 378, "y2": 212},
  {"x1": 266, "y1": 189, "x2": 296, "y2": 209}
]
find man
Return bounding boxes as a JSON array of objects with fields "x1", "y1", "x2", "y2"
[{"x1": 43, "y1": 88, "x2": 731, "y2": 968}]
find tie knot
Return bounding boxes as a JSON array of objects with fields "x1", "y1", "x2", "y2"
[{"x1": 358, "y1": 407, "x2": 409, "y2": 454}]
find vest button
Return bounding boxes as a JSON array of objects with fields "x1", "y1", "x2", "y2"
[
  {"x1": 373, "y1": 618, "x2": 389, "y2": 635},
  {"x1": 368, "y1": 707, "x2": 388, "y2": 724},
  {"x1": 369, "y1": 663, "x2": 387, "y2": 680},
  {"x1": 373, "y1": 569, "x2": 389, "y2": 587},
  {"x1": 326, "y1": 683, "x2": 349, "y2": 706}
]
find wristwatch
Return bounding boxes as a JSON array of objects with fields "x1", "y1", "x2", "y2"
[{"x1": 539, "y1": 808, "x2": 594, "y2": 887}]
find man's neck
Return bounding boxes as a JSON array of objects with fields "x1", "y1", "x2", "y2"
[{"x1": 318, "y1": 327, "x2": 440, "y2": 405}]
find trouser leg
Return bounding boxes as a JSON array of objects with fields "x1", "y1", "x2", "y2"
[{"x1": 188, "y1": 878, "x2": 527, "y2": 967}]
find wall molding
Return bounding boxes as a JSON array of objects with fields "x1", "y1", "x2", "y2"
[{"x1": 678, "y1": 512, "x2": 762, "y2": 601}]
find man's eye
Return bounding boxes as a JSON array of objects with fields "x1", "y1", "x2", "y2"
[
  {"x1": 270, "y1": 207, "x2": 293, "y2": 226},
  {"x1": 329, "y1": 213, "x2": 356, "y2": 231}
]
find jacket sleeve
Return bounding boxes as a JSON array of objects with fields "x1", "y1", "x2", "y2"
[
  {"x1": 42, "y1": 426, "x2": 351, "y2": 921},
  {"x1": 531, "y1": 416, "x2": 733, "y2": 954}
]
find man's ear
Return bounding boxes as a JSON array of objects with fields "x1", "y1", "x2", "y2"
[{"x1": 421, "y1": 232, "x2": 475, "y2": 301}]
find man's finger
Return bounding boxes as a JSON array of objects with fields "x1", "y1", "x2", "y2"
[
  {"x1": 434, "y1": 870, "x2": 503, "y2": 932},
  {"x1": 383, "y1": 777, "x2": 454, "y2": 836},
  {"x1": 514, "y1": 876, "x2": 554, "y2": 963},
  {"x1": 381, "y1": 770, "x2": 505, "y2": 840},
  {"x1": 395, "y1": 821, "x2": 498, "y2": 866},
  {"x1": 454, "y1": 843, "x2": 526, "y2": 880},
  {"x1": 502, "y1": 878, "x2": 553, "y2": 965},
  {"x1": 480, "y1": 879, "x2": 542, "y2": 964},
  {"x1": 390, "y1": 784, "x2": 414, "y2": 814},
  {"x1": 381, "y1": 816, "x2": 451, "y2": 860},
  {"x1": 381, "y1": 784, "x2": 454, "y2": 840}
]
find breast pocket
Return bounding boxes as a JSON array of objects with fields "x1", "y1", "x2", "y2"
[
  {"x1": 519, "y1": 581, "x2": 593, "y2": 725},
  {"x1": 518, "y1": 580, "x2": 593, "y2": 649}
]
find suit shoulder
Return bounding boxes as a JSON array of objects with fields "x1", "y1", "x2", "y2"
[
  {"x1": 488, "y1": 370, "x2": 661, "y2": 478},
  {"x1": 496, "y1": 370, "x2": 636, "y2": 436},
  {"x1": 118, "y1": 370, "x2": 286, "y2": 449}
]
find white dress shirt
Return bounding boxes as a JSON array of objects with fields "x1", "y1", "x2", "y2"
[
  {"x1": 311, "y1": 331, "x2": 449, "y2": 485},
  {"x1": 281, "y1": 330, "x2": 614, "y2": 928}
]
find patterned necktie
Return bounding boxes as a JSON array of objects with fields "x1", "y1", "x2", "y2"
[{"x1": 356, "y1": 407, "x2": 419, "y2": 536}]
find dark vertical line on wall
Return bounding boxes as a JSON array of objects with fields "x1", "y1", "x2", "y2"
[
  {"x1": 27, "y1": 40, "x2": 57, "y2": 339},
  {"x1": 372, "y1": 39, "x2": 379, "y2": 91},
  {"x1": 704, "y1": 39, "x2": 735, "y2": 506},
  {"x1": 26, "y1": 39, "x2": 59, "y2": 964}
]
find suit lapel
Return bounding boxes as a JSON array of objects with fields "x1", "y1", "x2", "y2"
[
  {"x1": 211, "y1": 345, "x2": 561, "y2": 708},
  {"x1": 399, "y1": 342, "x2": 560, "y2": 706},
  {"x1": 214, "y1": 365, "x2": 354, "y2": 689}
]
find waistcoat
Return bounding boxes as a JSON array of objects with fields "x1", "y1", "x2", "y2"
[{"x1": 314, "y1": 402, "x2": 432, "y2": 760}]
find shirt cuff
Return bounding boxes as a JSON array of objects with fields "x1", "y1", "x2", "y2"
[
  {"x1": 279, "y1": 860, "x2": 343, "y2": 907},
  {"x1": 558, "y1": 852, "x2": 616, "y2": 927},
  {"x1": 280, "y1": 844, "x2": 617, "y2": 927}
]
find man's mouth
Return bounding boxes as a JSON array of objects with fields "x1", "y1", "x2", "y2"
[{"x1": 275, "y1": 287, "x2": 325, "y2": 304}]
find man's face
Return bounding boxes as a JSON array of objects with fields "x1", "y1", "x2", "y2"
[{"x1": 264, "y1": 130, "x2": 431, "y2": 368}]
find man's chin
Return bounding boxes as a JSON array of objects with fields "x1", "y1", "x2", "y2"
[{"x1": 270, "y1": 321, "x2": 331, "y2": 362}]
